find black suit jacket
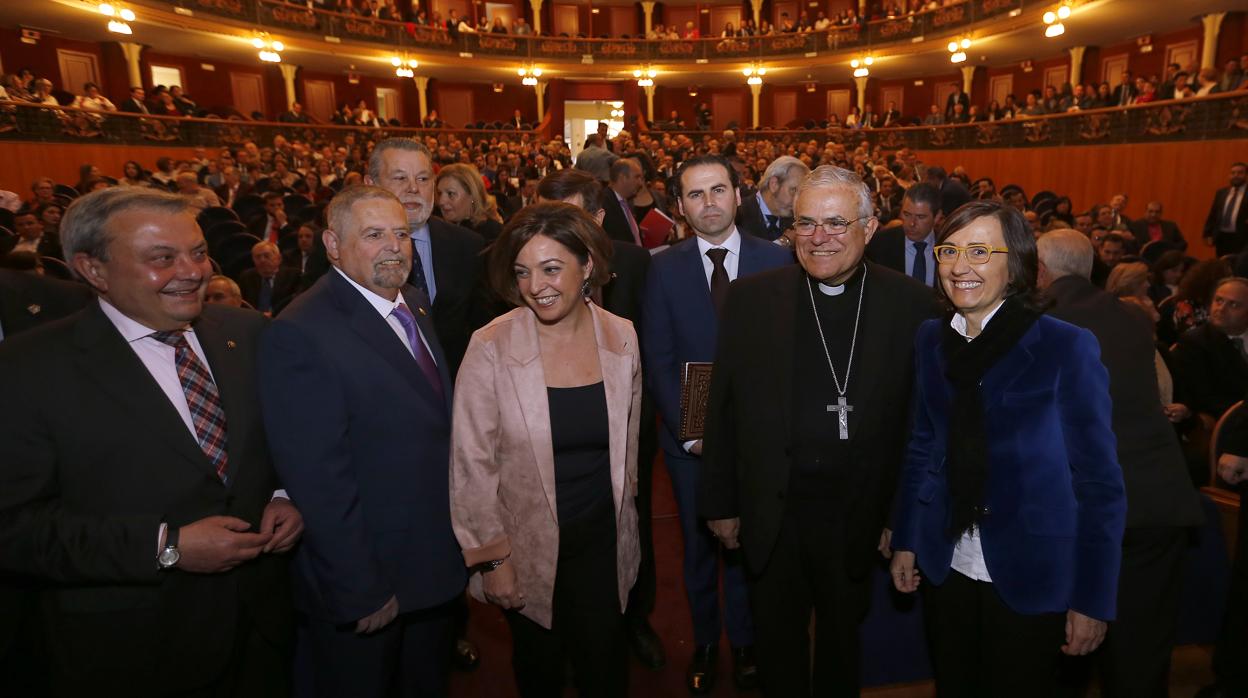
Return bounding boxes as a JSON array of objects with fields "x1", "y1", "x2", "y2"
[
  {"x1": 1171, "y1": 322, "x2": 1248, "y2": 418},
  {"x1": 699, "y1": 263, "x2": 940, "y2": 576},
  {"x1": 1127, "y1": 218, "x2": 1186, "y2": 251},
  {"x1": 0, "y1": 235, "x2": 64, "y2": 262},
  {"x1": 423, "y1": 219, "x2": 487, "y2": 377},
  {"x1": 735, "y1": 192, "x2": 789, "y2": 241},
  {"x1": 601, "y1": 240, "x2": 650, "y2": 329},
  {"x1": 880, "y1": 109, "x2": 903, "y2": 127},
  {"x1": 213, "y1": 183, "x2": 254, "y2": 209},
  {"x1": 944, "y1": 91, "x2": 970, "y2": 118},
  {"x1": 0, "y1": 269, "x2": 90, "y2": 338},
  {"x1": 118, "y1": 97, "x2": 149, "y2": 114},
  {"x1": 1203, "y1": 185, "x2": 1248, "y2": 241},
  {"x1": 599, "y1": 188, "x2": 639, "y2": 245},
  {"x1": 865, "y1": 223, "x2": 907, "y2": 273},
  {"x1": 1046, "y1": 276, "x2": 1202, "y2": 529},
  {"x1": 0, "y1": 302, "x2": 291, "y2": 693},
  {"x1": 238, "y1": 267, "x2": 300, "y2": 315}
]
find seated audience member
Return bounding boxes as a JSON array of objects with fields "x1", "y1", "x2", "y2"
[
  {"x1": 1, "y1": 209, "x2": 62, "y2": 260},
  {"x1": 214, "y1": 166, "x2": 253, "y2": 208},
  {"x1": 73, "y1": 82, "x2": 115, "y2": 112},
  {"x1": 277, "y1": 102, "x2": 311, "y2": 124},
  {"x1": 238, "y1": 240, "x2": 299, "y2": 316},
  {"x1": 204, "y1": 274, "x2": 245, "y2": 308},
  {"x1": 248, "y1": 192, "x2": 288, "y2": 243},
  {"x1": 118, "y1": 86, "x2": 149, "y2": 114},
  {"x1": 175, "y1": 171, "x2": 221, "y2": 211},
  {"x1": 27, "y1": 177, "x2": 55, "y2": 209},
  {"x1": 1148, "y1": 250, "x2": 1187, "y2": 305},
  {"x1": 118, "y1": 160, "x2": 149, "y2": 188},
  {"x1": 1128, "y1": 201, "x2": 1187, "y2": 252},
  {"x1": 283, "y1": 222, "x2": 318, "y2": 276},
  {"x1": 37, "y1": 202, "x2": 62, "y2": 240},
  {"x1": 1169, "y1": 277, "x2": 1248, "y2": 420},
  {"x1": 1097, "y1": 232, "x2": 1128, "y2": 272},
  {"x1": 27, "y1": 78, "x2": 58, "y2": 106},
  {"x1": 1158, "y1": 258, "x2": 1231, "y2": 346}
]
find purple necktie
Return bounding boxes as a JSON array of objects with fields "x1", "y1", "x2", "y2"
[{"x1": 392, "y1": 303, "x2": 444, "y2": 400}]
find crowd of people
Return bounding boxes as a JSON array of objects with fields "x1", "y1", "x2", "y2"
[{"x1": 1, "y1": 104, "x2": 1247, "y2": 698}]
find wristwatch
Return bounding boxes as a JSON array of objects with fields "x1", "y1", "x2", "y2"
[
  {"x1": 473, "y1": 557, "x2": 507, "y2": 575},
  {"x1": 158, "y1": 524, "x2": 181, "y2": 570}
]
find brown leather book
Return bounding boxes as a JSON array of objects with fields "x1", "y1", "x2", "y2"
[{"x1": 678, "y1": 362, "x2": 714, "y2": 441}]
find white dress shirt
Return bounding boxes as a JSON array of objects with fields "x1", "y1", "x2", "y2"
[
  {"x1": 947, "y1": 299, "x2": 1005, "y2": 582},
  {"x1": 332, "y1": 267, "x2": 435, "y2": 362}
]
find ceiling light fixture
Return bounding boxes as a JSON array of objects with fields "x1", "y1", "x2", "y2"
[
  {"x1": 633, "y1": 66, "x2": 657, "y2": 87},
  {"x1": 518, "y1": 64, "x2": 543, "y2": 86},
  {"x1": 99, "y1": 3, "x2": 136, "y2": 34},
  {"x1": 743, "y1": 63, "x2": 766, "y2": 86},
  {"x1": 253, "y1": 33, "x2": 284, "y2": 62},
  {"x1": 850, "y1": 54, "x2": 874, "y2": 78},
  {"x1": 1043, "y1": 3, "x2": 1070, "y2": 38},
  {"x1": 391, "y1": 54, "x2": 418, "y2": 78},
  {"x1": 948, "y1": 37, "x2": 970, "y2": 63}
]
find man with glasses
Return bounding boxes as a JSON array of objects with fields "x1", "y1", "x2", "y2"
[
  {"x1": 700, "y1": 165, "x2": 939, "y2": 696},
  {"x1": 642, "y1": 154, "x2": 792, "y2": 693}
]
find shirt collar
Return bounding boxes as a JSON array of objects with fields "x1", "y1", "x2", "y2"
[
  {"x1": 97, "y1": 297, "x2": 192, "y2": 343},
  {"x1": 910, "y1": 231, "x2": 935, "y2": 248},
  {"x1": 696, "y1": 228, "x2": 742, "y2": 257},
  {"x1": 332, "y1": 266, "x2": 402, "y2": 319},
  {"x1": 409, "y1": 222, "x2": 431, "y2": 244},
  {"x1": 755, "y1": 192, "x2": 775, "y2": 219},
  {"x1": 950, "y1": 299, "x2": 1007, "y2": 340}
]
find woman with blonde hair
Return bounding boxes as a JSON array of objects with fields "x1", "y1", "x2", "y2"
[
  {"x1": 436, "y1": 162, "x2": 504, "y2": 242},
  {"x1": 1105, "y1": 261, "x2": 1151, "y2": 302}
]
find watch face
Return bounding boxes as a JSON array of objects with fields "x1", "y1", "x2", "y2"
[{"x1": 158, "y1": 547, "x2": 180, "y2": 568}]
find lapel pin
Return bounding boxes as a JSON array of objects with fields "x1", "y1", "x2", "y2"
[
  {"x1": 26, "y1": 303, "x2": 41, "y2": 316},
  {"x1": 226, "y1": 340, "x2": 237, "y2": 349},
  {"x1": 417, "y1": 307, "x2": 427, "y2": 317}
]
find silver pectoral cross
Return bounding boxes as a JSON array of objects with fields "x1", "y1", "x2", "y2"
[{"x1": 827, "y1": 396, "x2": 854, "y2": 440}]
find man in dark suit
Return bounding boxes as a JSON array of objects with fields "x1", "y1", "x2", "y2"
[
  {"x1": 1113, "y1": 70, "x2": 1137, "y2": 106},
  {"x1": 700, "y1": 165, "x2": 939, "y2": 697},
  {"x1": 258, "y1": 186, "x2": 466, "y2": 698},
  {"x1": 0, "y1": 187, "x2": 301, "y2": 697},
  {"x1": 282, "y1": 222, "x2": 315, "y2": 276},
  {"x1": 880, "y1": 101, "x2": 903, "y2": 128},
  {"x1": 1171, "y1": 277, "x2": 1248, "y2": 420},
  {"x1": 873, "y1": 175, "x2": 903, "y2": 224},
  {"x1": 944, "y1": 83, "x2": 970, "y2": 121},
  {"x1": 277, "y1": 102, "x2": 311, "y2": 124},
  {"x1": 238, "y1": 241, "x2": 300, "y2": 316},
  {"x1": 537, "y1": 168, "x2": 665, "y2": 668},
  {"x1": 117, "y1": 86, "x2": 150, "y2": 114},
  {"x1": 1038, "y1": 230, "x2": 1203, "y2": 697},
  {"x1": 214, "y1": 166, "x2": 254, "y2": 210},
  {"x1": 643, "y1": 155, "x2": 794, "y2": 693},
  {"x1": 1, "y1": 209, "x2": 63, "y2": 261},
  {"x1": 0, "y1": 268, "x2": 90, "y2": 340},
  {"x1": 866, "y1": 182, "x2": 941, "y2": 288},
  {"x1": 1127, "y1": 200, "x2": 1187, "y2": 252},
  {"x1": 246, "y1": 193, "x2": 288, "y2": 244},
  {"x1": 599, "y1": 157, "x2": 645, "y2": 246},
  {"x1": 508, "y1": 109, "x2": 526, "y2": 129},
  {"x1": 365, "y1": 138, "x2": 486, "y2": 377},
  {"x1": 1203, "y1": 162, "x2": 1248, "y2": 257},
  {"x1": 736, "y1": 155, "x2": 809, "y2": 242}
]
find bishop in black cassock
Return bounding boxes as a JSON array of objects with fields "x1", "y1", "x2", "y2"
[{"x1": 699, "y1": 166, "x2": 939, "y2": 697}]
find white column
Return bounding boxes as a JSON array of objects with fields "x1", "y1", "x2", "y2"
[
  {"x1": 749, "y1": 82, "x2": 762, "y2": 128},
  {"x1": 1067, "y1": 46, "x2": 1085, "y2": 87},
  {"x1": 641, "y1": 1, "x2": 655, "y2": 35},
  {"x1": 535, "y1": 80, "x2": 548, "y2": 122},
  {"x1": 750, "y1": 0, "x2": 764, "y2": 30},
  {"x1": 854, "y1": 75, "x2": 868, "y2": 112},
  {"x1": 278, "y1": 63, "x2": 298, "y2": 109},
  {"x1": 530, "y1": 0, "x2": 544, "y2": 36},
  {"x1": 1201, "y1": 12, "x2": 1225, "y2": 70},
  {"x1": 414, "y1": 76, "x2": 430, "y2": 121},
  {"x1": 959, "y1": 65, "x2": 977, "y2": 95},
  {"x1": 118, "y1": 42, "x2": 144, "y2": 88},
  {"x1": 643, "y1": 83, "x2": 656, "y2": 123}
]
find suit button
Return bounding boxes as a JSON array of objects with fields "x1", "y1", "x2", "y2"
[{"x1": 980, "y1": 505, "x2": 991, "y2": 516}]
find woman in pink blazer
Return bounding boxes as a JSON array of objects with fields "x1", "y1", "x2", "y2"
[{"x1": 451, "y1": 202, "x2": 641, "y2": 697}]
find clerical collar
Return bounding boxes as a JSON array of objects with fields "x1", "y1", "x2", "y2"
[{"x1": 814, "y1": 264, "x2": 865, "y2": 297}]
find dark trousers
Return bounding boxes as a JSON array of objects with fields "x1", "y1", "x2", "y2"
[
  {"x1": 1214, "y1": 232, "x2": 1246, "y2": 258},
  {"x1": 505, "y1": 500, "x2": 627, "y2": 698},
  {"x1": 301, "y1": 601, "x2": 454, "y2": 698},
  {"x1": 666, "y1": 450, "x2": 753, "y2": 647},
  {"x1": 626, "y1": 393, "x2": 659, "y2": 626},
  {"x1": 1212, "y1": 497, "x2": 1248, "y2": 694},
  {"x1": 746, "y1": 511, "x2": 868, "y2": 698},
  {"x1": 1098, "y1": 526, "x2": 1188, "y2": 698},
  {"x1": 922, "y1": 570, "x2": 1066, "y2": 698}
]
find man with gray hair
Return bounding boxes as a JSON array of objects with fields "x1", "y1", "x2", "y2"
[
  {"x1": 701, "y1": 165, "x2": 939, "y2": 696},
  {"x1": 1038, "y1": 228, "x2": 1202, "y2": 697},
  {"x1": 736, "y1": 155, "x2": 810, "y2": 241},
  {"x1": 0, "y1": 186, "x2": 303, "y2": 695},
  {"x1": 258, "y1": 185, "x2": 465, "y2": 697}
]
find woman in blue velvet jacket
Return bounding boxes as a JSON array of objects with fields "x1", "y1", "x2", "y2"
[{"x1": 889, "y1": 201, "x2": 1126, "y2": 697}]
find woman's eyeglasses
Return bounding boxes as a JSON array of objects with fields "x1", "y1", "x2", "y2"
[{"x1": 933, "y1": 244, "x2": 1009, "y2": 265}]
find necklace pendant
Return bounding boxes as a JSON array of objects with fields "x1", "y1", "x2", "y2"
[{"x1": 827, "y1": 396, "x2": 854, "y2": 440}]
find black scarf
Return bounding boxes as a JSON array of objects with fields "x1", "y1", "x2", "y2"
[{"x1": 941, "y1": 295, "x2": 1042, "y2": 539}]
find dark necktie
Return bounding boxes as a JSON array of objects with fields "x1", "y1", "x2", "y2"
[
  {"x1": 150, "y1": 330, "x2": 229, "y2": 482},
  {"x1": 912, "y1": 240, "x2": 928, "y2": 286},
  {"x1": 765, "y1": 214, "x2": 781, "y2": 241},
  {"x1": 1222, "y1": 187, "x2": 1242, "y2": 232},
  {"x1": 257, "y1": 277, "x2": 273, "y2": 313},
  {"x1": 409, "y1": 240, "x2": 430, "y2": 298},
  {"x1": 391, "y1": 303, "x2": 444, "y2": 400},
  {"x1": 706, "y1": 248, "x2": 730, "y2": 315}
]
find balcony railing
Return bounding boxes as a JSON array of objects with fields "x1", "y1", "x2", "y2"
[
  {"x1": 1, "y1": 93, "x2": 1244, "y2": 153},
  {"x1": 143, "y1": 0, "x2": 1033, "y2": 63}
]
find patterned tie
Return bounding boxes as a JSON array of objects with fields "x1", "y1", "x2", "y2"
[
  {"x1": 392, "y1": 303, "x2": 444, "y2": 400},
  {"x1": 706, "y1": 248, "x2": 730, "y2": 316},
  {"x1": 765, "y1": 214, "x2": 781, "y2": 241},
  {"x1": 150, "y1": 330, "x2": 229, "y2": 482},
  {"x1": 408, "y1": 241, "x2": 430, "y2": 298},
  {"x1": 912, "y1": 240, "x2": 928, "y2": 286}
]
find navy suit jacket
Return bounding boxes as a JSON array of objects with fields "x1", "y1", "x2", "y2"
[
  {"x1": 891, "y1": 315, "x2": 1126, "y2": 620},
  {"x1": 641, "y1": 234, "x2": 793, "y2": 457},
  {"x1": 258, "y1": 270, "x2": 466, "y2": 625}
]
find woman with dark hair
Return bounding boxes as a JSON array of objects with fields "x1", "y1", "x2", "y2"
[
  {"x1": 890, "y1": 200, "x2": 1125, "y2": 697},
  {"x1": 1050, "y1": 195, "x2": 1074, "y2": 227},
  {"x1": 1147, "y1": 249, "x2": 1187, "y2": 305},
  {"x1": 118, "y1": 160, "x2": 149, "y2": 188},
  {"x1": 450, "y1": 202, "x2": 640, "y2": 697}
]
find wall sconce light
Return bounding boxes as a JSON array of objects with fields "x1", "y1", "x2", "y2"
[
  {"x1": 99, "y1": 3, "x2": 136, "y2": 34},
  {"x1": 850, "y1": 54, "x2": 874, "y2": 78},
  {"x1": 1043, "y1": 3, "x2": 1070, "y2": 38},
  {"x1": 947, "y1": 37, "x2": 970, "y2": 63},
  {"x1": 518, "y1": 64, "x2": 543, "y2": 86},
  {"x1": 391, "y1": 54, "x2": 418, "y2": 78},
  {"x1": 633, "y1": 66, "x2": 657, "y2": 87},
  {"x1": 743, "y1": 63, "x2": 766, "y2": 86},
  {"x1": 253, "y1": 33, "x2": 284, "y2": 63}
]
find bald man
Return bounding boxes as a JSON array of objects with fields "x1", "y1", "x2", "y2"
[
  {"x1": 238, "y1": 241, "x2": 300, "y2": 316},
  {"x1": 1038, "y1": 229, "x2": 1202, "y2": 698}
]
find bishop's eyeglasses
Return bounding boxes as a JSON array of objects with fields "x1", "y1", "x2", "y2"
[
  {"x1": 933, "y1": 244, "x2": 1010, "y2": 265},
  {"x1": 792, "y1": 215, "x2": 873, "y2": 236}
]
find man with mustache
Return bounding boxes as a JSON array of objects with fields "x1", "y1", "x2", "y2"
[
  {"x1": 700, "y1": 165, "x2": 939, "y2": 696},
  {"x1": 642, "y1": 154, "x2": 793, "y2": 693},
  {"x1": 0, "y1": 187, "x2": 302, "y2": 696},
  {"x1": 258, "y1": 185, "x2": 465, "y2": 697}
]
